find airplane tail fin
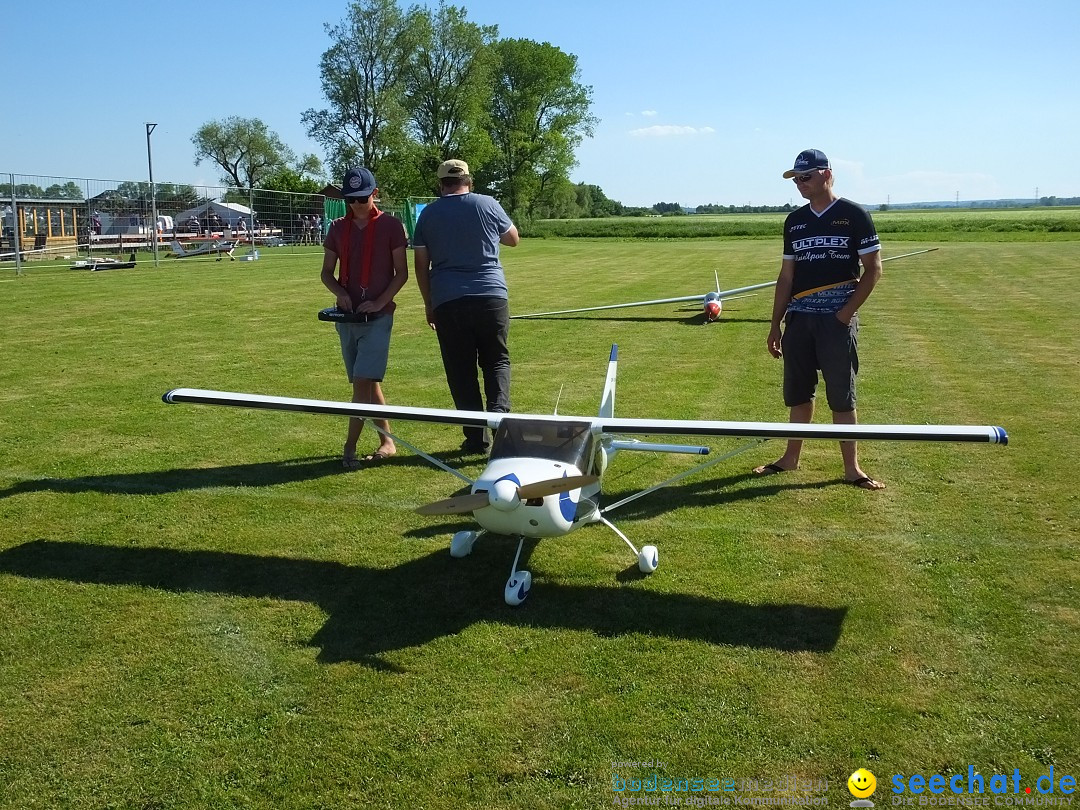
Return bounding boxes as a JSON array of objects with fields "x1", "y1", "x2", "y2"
[
  {"x1": 714, "y1": 268, "x2": 721, "y2": 294},
  {"x1": 598, "y1": 344, "x2": 618, "y2": 418},
  {"x1": 170, "y1": 240, "x2": 186, "y2": 256}
]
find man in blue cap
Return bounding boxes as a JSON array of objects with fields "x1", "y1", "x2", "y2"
[
  {"x1": 753, "y1": 149, "x2": 886, "y2": 490},
  {"x1": 321, "y1": 166, "x2": 409, "y2": 468}
]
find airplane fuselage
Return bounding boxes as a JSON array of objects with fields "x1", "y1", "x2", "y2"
[
  {"x1": 703, "y1": 292, "x2": 722, "y2": 321},
  {"x1": 470, "y1": 457, "x2": 598, "y2": 538}
]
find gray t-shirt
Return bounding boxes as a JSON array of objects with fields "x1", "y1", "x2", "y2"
[{"x1": 412, "y1": 192, "x2": 514, "y2": 308}]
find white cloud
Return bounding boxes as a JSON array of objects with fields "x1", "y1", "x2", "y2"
[
  {"x1": 641, "y1": 110, "x2": 658, "y2": 117},
  {"x1": 629, "y1": 125, "x2": 716, "y2": 137}
]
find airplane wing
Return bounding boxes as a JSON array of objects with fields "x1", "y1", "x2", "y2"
[
  {"x1": 163, "y1": 389, "x2": 1006, "y2": 445},
  {"x1": 510, "y1": 281, "x2": 777, "y2": 319},
  {"x1": 594, "y1": 416, "x2": 1006, "y2": 444}
]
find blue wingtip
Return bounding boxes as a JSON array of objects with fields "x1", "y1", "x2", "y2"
[
  {"x1": 994, "y1": 426, "x2": 1008, "y2": 445},
  {"x1": 609, "y1": 344, "x2": 618, "y2": 361}
]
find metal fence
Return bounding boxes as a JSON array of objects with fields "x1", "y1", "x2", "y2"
[{"x1": 1, "y1": 171, "x2": 427, "y2": 274}]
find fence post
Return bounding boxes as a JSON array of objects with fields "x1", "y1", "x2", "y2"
[{"x1": 10, "y1": 174, "x2": 22, "y2": 276}]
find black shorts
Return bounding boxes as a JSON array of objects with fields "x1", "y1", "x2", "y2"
[{"x1": 781, "y1": 310, "x2": 859, "y2": 412}]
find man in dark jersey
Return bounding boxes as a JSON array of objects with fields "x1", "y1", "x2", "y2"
[{"x1": 753, "y1": 149, "x2": 885, "y2": 490}]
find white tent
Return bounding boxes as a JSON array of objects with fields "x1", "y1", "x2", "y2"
[{"x1": 173, "y1": 201, "x2": 254, "y2": 229}]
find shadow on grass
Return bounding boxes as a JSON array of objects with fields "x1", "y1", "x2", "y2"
[
  {"x1": 0, "y1": 452, "x2": 464, "y2": 499},
  {"x1": 602, "y1": 471, "x2": 830, "y2": 522},
  {"x1": 0, "y1": 539, "x2": 846, "y2": 670}
]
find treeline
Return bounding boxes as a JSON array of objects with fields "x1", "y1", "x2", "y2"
[
  {"x1": 531, "y1": 191, "x2": 800, "y2": 219},
  {"x1": 1, "y1": 181, "x2": 204, "y2": 214}
]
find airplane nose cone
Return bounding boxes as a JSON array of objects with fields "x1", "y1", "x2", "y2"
[
  {"x1": 489, "y1": 478, "x2": 521, "y2": 512},
  {"x1": 705, "y1": 300, "x2": 722, "y2": 321}
]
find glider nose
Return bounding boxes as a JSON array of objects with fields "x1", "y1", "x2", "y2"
[{"x1": 704, "y1": 300, "x2": 722, "y2": 321}]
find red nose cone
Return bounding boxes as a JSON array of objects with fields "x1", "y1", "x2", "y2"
[{"x1": 705, "y1": 301, "x2": 722, "y2": 321}]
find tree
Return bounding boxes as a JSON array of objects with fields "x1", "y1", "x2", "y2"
[
  {"x1": 404, "y1": 2, "x2": 498, "y2": 187},
  {"x1": 192, "y1": 117, "x2": 312, "y2": 189},
  {"x1": 302, "y1": 0, "x2": 419, "y2": 193},
  {"x1": 43, "y1": 182, "x2": 84, "y2": 200},
  {"x1": 486, "y1": 38, "x2": 597, "y2": 218}
]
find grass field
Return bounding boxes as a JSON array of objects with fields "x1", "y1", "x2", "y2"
[{"x1": 1, "y1": 224, "x2": 1078, "y2": 808}]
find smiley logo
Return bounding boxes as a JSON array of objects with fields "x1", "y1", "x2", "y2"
[{"x1": 848, "y1": 769, "x2": 877, "y2": 798}]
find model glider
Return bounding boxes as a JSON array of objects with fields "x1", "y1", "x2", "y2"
[
  {"x1": 169, "y1": 239, "x2": 235, "y2": 261},
  {"x1": 70, "y1": 251, "x2": 137, "y2": 271},
  {"x1": 164, "y1": 340, "x2": 1004, "y2": 606},
  {"x1": 511, "y1": 249, "x2": 938, "y2": 323}
]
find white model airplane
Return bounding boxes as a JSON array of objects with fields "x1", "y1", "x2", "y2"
[
  {"x1": 163, "y1": 341, "x2": 1005, "y2": 606},
  {"x1": 169, "y1": 239, "x2": 235, "y2": 261},
  {"x1": 511, "y1": 249, "x2": 938, "y2": 323}
]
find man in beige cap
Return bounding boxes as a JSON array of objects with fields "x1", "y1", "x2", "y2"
[{"x1": 412, "y1": 159, "x2": 520, "y2": 453}]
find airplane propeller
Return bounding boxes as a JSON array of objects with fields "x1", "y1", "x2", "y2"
[{"x1": 415, "y1": 474, "x2": 598, "y2": 516}]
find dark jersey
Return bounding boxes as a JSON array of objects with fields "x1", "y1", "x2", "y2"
[{"x1": 782, "y1": 198, "x2": 880, "y2": 314}]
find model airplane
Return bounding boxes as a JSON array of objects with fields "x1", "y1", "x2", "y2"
[
  {"x1": 169, "y1": 239, "x2": 235, "y2": 261},
  {"x1": 164, "y1": 341, "x2": 1005, "y2": 606},
  {"x1": 70, "y1": 251, "x2": 137, "y2": 271},
  {"x1": 511, "y1": 249, "x2": 938, "y2": 323},
  {"x1": 513, "y1": 272, "x2": 774, "y2": 323}
]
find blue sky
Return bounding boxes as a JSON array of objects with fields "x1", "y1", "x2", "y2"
[{"x1": 2, "y1": 0, "x2": 1077, "y2": 207}]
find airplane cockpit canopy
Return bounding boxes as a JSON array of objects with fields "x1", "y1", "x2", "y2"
[{"x1": 491, "y1": 418, "x2": 593, "y2": 468}]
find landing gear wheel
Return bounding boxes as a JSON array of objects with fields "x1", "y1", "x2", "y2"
[
  {"x1": 450, "y1": 530, "x2": 478, "y2": 558},
  {"x1": 504, "y1": 570, "x2": 532, "y2": 606},
  {"x1": 638, "y1": 545, "x2": 659, "y2": 574}
]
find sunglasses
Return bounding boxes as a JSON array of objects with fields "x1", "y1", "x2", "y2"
[
  {"x1": 793, "y1": 171, "x2": 820, "y2": 183},
  {"x1": 347, "y1": 195, "x2": 372, "y2": 204}
]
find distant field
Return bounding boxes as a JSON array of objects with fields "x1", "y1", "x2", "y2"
[
  {"x1": 525, "y1": 206, "x2": 1080, "y2": 241},
  {"x1": 0, "y1": 236, "x2": 1077, "y2": 808}
]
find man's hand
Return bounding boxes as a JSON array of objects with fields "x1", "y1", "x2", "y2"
[
  {"x1": 355, "y1": 298, "x2": 383, "y2": 313},
  {"x1": 767, "y1": 325, "x2": 783, "y2": 358},
  {"x1": 336, "y1": 293, "x2": 354, "y2": 312},
  {"x1": 425, "y1": 304, "x2": 437, "y2": 331}
]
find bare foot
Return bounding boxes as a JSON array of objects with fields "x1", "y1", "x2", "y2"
[{"x1": 847, "y1": 475, "x2": 885, "y2": 490}]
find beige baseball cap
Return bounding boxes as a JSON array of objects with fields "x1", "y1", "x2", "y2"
[{"x1": 437, "y1": 159, "x2": 470, "y2": 179}]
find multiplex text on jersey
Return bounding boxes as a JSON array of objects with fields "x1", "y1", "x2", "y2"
[{"x1": 783, "y1": 198, "x2": 880, "y2": 314}]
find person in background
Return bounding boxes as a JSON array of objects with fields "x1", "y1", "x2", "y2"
[
  {"x1": 753, "y1": 149, "x2": 885, "y2": 490},
  {"x1": 412, "y1": 159, "x2": 519, "y2": 453},
  {"x1": 320, "y1": 167, "x2": 409, "y2": 469}
]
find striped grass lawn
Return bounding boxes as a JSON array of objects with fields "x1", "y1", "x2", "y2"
[{"x1": 0, "y1": 232, "x2": 1077, "y2": 808}]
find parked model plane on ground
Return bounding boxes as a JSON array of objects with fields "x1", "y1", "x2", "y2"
[
  {"x1": 169, "y1": 239, "x2": 235, "y2": 261},
  {"x1": 164, "y1": 339, "x2": 1005, "y2": 606}
]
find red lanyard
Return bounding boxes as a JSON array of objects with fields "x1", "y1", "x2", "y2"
[{"x1": 338, "y1": 206, "x2": 381, "y2": 293}]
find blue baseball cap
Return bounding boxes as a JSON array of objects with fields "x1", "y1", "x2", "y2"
[
  {"x1": 342, "y1": 166, "x2": 376, "y2": 197},
  {"x1": 782, "y1": 149, "x2": 831, "y2": 178}
]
